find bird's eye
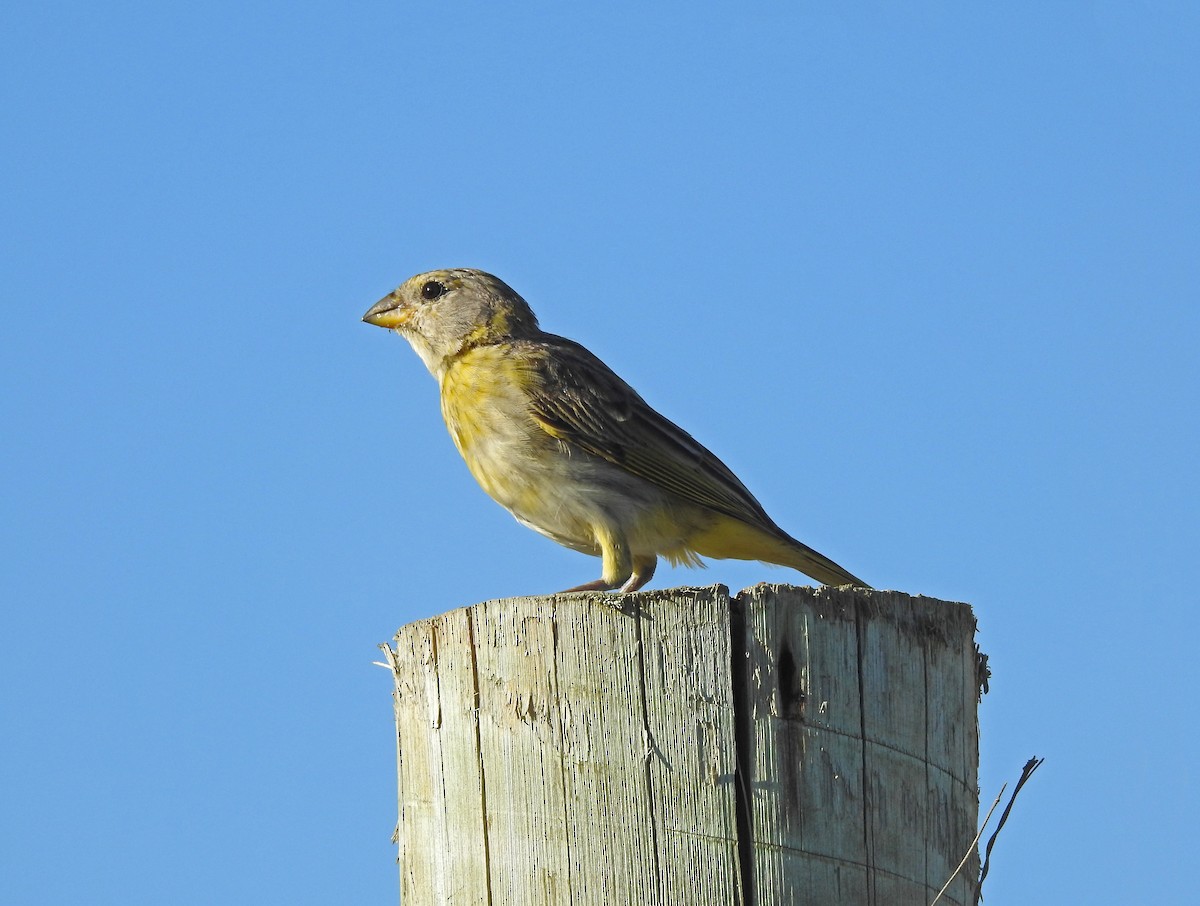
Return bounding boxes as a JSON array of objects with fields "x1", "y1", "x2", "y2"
[{"x1": 421, "y1": 281, "x2": 446, "y2": 301}]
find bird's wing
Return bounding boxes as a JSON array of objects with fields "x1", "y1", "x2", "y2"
[{"x1": 521, "y1": 337, "x2": 780, "y2": 530}]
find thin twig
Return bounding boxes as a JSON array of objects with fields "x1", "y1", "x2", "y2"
[
  {"x1": 928, "y1": 784, "x2": 1007, "y2": 906},
  {"x1": 975, "y1": 757, "x2": 1043, "y2": 902}
]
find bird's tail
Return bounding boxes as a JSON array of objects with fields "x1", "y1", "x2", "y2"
[
  {"x1": 775, "y1": 535, "x2": 870, "y2": 588},
  {"x1": 689, "y1": 517, "x2": 870, "y2": 588}
]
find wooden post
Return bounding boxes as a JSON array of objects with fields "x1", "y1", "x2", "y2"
[{"x1": 384, "y1": 584, "x2": 981, "y2": 906}]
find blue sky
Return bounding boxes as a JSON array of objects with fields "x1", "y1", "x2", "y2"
[{"x1": 3, "y1": 2, "x2": 1197, "y2": 902}]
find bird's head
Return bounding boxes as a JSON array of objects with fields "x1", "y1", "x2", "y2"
[{"x1": 363, "y1": 268, "x2": 540, "y2": 375}]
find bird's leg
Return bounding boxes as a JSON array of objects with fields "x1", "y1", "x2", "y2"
[
  {"x1": 620, "y1": 556, "x2": 657, "y2": 593},
  {"x1": 560, "y1": 528, "x2": 632, "y2": 594}
]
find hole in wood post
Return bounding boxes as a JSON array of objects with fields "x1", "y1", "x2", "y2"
[{"x1": 778, "y1": 644, "x2": 806, "y2": 721}]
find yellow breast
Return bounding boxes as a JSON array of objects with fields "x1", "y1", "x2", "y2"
[{"x1": 438, "y1": 347, "x2": 549, "y2": 504}]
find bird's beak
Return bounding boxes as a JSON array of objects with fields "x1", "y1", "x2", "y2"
[{"x1": 362, "y1": 293, "x2": 412, "y2": 329}]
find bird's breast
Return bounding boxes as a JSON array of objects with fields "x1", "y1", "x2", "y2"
[{"x1": 438, "y1": 348, "x2": 557, "y2": 504}]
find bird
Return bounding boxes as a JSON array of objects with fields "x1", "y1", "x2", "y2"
[{"x1": 362, "y1": 268, "x2": 868, "y2": 593}]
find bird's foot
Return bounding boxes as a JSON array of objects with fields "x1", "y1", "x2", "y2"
[
  {"x1": 560, "y1": 558, "x2": 657, "y2": 595},
  {"x1": 558, "y1": 578, "x2": 619, "y2": 593},
  {"x1": 620, "y1": 559, "x2": 656, "y2": 593}
]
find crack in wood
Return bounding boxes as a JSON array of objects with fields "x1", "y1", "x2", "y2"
[{"x1": 730, "y1": 595, "x2": 757, "y2": 906}]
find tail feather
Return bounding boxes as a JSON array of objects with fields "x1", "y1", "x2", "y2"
[
  {"x1": 778, "y1": 537, "x2": 870, "y2": 588},
  {"x1": 687, "y1": 516, "x2": 870, "y2": 588}
]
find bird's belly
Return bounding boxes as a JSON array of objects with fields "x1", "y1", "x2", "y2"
[
  {"x1": 466, "y1": 433, "x2": 711, "y2": 563},
  {"x1": 460, "y1": 427, "x2": 612, "y2": 553}
]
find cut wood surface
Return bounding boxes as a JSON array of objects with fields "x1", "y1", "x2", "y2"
[{"x1": 385, "y1": 584, "x2": 981, "y2": 906}]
